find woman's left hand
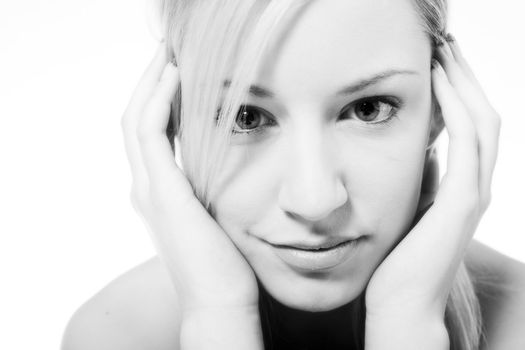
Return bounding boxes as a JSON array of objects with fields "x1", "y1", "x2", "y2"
[{"x1": 364, "y1": 37, "x2": 501, "y2": 318}]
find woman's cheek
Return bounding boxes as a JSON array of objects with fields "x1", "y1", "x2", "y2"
[
  {"x1": 340, "y1": 121, "x2": 427, "y2": 237},
  {"x1": 210, "y1": 149, "x2": 279, "y2": 237}
]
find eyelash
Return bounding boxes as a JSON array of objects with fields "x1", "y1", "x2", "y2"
[
  {"x1": 223, "y1": 95, "x2": 402, "y2": 136},
  {"x1": 340, "y1": 96, "x2": 402, "y2": 126}
]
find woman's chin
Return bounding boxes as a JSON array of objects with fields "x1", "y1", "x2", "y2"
[
  {"x1": 290, "y1": 297, "x2": 356, "y2": 312},
  {"x1": 281, "y1": 291, "x2": 360, "y2": 312},
  {"x1": 259, "y1": 275, "x2": 365, "y2": 312}
]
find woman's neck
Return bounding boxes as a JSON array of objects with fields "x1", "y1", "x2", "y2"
[{"x1": 257, "y1": 281, "x2": 365, "y2": 349}]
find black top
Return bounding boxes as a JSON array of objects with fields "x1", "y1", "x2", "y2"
[{"x1": 257, "y1": 279, "x2": 366, "y2": 350}]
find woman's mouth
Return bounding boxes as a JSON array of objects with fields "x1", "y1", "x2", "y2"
[
  {"x1": 270, "y1": 236, "x2": 359, "y2": 250},
  {"x1": 267, "y1": 237, "x2": 363, "y2": 272}
]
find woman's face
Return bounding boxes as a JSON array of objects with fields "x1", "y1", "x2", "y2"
[{"x1": 210, "y1": 0, "x2": 434, "y2": 311}]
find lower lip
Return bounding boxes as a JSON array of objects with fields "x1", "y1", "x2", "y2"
[{"x1": 270, "y1": 238, "x2": 362, "y2": 272}]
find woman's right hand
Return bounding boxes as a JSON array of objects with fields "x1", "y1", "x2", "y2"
[{"x1": 120, "y1": 42, "x2": 260, "y2": 314}]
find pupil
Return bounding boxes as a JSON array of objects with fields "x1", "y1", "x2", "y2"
[
  {"x1": 239, "y1": 110, "x2": 258, "y2": 129},
  {"x1": 357, "y1": 101, "x2": 379, "y2": 121}
]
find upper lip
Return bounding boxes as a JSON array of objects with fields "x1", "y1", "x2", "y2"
[{"x1": 269, "y1": 236, "x2": 359, "y2": 250}]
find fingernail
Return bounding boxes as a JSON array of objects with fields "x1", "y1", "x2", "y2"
[
  {"x1": 170, "y1": 55, "x2": 178, "y2": 67},
  {"x1": 431, "y1": 59, "x2": 442, "y2": 74},
  {"x1": 439, "y1": 43, "x2": 453, "y2": 59},
  {"x1": 157, "y1": 41, "x2": 165, "y2": 54},
  {"x1": 161, "y1": 60, "x2": 178, "y2": 80},
  {"x1": 447, "y1": 35, "x2": 459, "y2": 51}
]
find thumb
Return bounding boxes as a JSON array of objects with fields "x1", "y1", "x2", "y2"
[{"x1": 418, "y1": 147, "x2": 440, "y2": 212}]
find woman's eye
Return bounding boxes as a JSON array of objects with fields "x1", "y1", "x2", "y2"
[
  {"x1": 340, "y1": 96, "x2": 401, "y2": 125},
  {"x1": 232, "y1": 105, "x2": 275, "y2": 134}
]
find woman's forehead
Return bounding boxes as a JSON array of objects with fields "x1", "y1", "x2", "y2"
[{"x1": 253, "y1": 0, "x2": 430, "y2": 99}]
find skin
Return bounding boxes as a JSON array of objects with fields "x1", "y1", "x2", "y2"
[
  {"x1": 63, "y1": 0, "x2": 513, "y2": 348},
  {"x1": 211, "y1": 0, "x2": 433, "y2": 312}
]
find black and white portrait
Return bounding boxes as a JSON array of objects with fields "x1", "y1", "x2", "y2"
[{"x1": 1, "y1": 1, "x2": 525, "y2": 349}]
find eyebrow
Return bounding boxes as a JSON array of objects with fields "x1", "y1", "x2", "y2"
[{"x1": 222, "y1": 69, "x2": 419, "y2": 99}]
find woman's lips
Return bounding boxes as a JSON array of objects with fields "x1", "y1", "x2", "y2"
[
  {"x1": 267, "y1": 237, "x2": 362, "y2": 271},
  {"x1": 270, "y1": 236, "x2": 360, "y2": 250}
]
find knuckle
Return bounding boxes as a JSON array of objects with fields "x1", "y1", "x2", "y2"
[
  {"x1": 130, "y1": 186, "x2": 147, "y2": 212},
  {"x1": 120, "y1": 113, "x2": 131, "y2": 132},
  {"x1": 130, "y1": 189, "x2": 142, "y2": 212},
  {"x1": 484, "y1": 107, "x2": 501, "y2": 126},
  {"x1": 479, "y1": 114, "x2": 501, "y2": 140},
  {"x1": 136, "y1": 105, "x2": 164, "y2": 144},
  {"x1": 462, "y1": 194, "x2": 481, "y2": 217},
  {"x1": 450, "y1": 188, "x2": 479, "y2": 214},
  {"x1": 480, "y1": 192, "x2": 492, "y2": 213},
  {"x1": 491, "y1": 113, "x2": 502, "y2": 131}
]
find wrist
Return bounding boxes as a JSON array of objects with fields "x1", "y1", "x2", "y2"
[
  {"x1": 365, "y1": 293, "x2": 447, "y2": 321},
  {"x1": 180, "y1": 306, "x2": 263, "y2": 350},
  {"x1": 365, "y1": 310, "x2": 449, "y2": 350}
]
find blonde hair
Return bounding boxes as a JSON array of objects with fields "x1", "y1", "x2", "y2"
[{"x1": 151, "y1": 0, "x2": 484, "y2": 348}]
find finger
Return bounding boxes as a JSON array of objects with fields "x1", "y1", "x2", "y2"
[
  {"x1": 417, "y1": 147, "x2": 440, "y2": 212},
  {"x1": 444, "y1": 35, "x2": 481, "y2": 88},
  {"x1": 437, "y1": 43, "x2": 501, "y2": 213},
  {"x1": 445, "y1": 39, "x2": 502, "y2": 211},
  {"x1": 121, "y1": 43, "x2": 170, "y2": 201},
  {"x1": 437, "y1": 41, "x2": 491, "y2": 112},
  {"x1": 431, "y1": 59, "x2": 479, "y2": 204},
  {"x1": 137, "y1": 62, "x2": 192, "y2": 205},
  {"x1": 421, "y1": 147, "x2": 439, "y2": 195}
]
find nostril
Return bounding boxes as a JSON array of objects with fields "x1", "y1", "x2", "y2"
[{"x1": 282, "y1": 189, "x2": 348, "y2": 223}]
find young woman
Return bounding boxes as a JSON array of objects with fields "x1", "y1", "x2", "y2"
[{"x1": 62, "y1": 0, "x2": 525, "y2": 349}]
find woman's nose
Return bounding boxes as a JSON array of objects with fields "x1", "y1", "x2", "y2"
[{"x1": 277, "y1": 127, "x2": 348, "y2": 223}]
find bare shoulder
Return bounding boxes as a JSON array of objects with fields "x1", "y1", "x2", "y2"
[
  {"x1": 464, "y1": 239, "x2": 525, "y2": 349},
  {"x1": 61, "y1": 256, "x2": 181, "y2": 350}
]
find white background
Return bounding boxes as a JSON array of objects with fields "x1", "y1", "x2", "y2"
[{"x1": 0, "y1": 1, "x2": 524, "y2": 349}]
